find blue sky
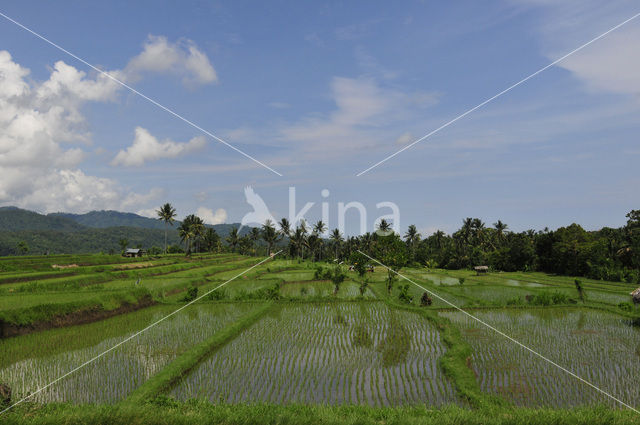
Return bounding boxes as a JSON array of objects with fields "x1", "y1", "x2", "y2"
[{"x1": 0, "y1": 0, "x2": 639, "y2": 235}]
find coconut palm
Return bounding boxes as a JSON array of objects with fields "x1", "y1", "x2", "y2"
[
  {"x1": 204, "y1": 228, "x2": 220, "y2": 252},
  {"x1": 330, "y1": 228, "x2": 343, "y2": 260},
  {"x1": 278, "y1": 218, "x2": 291, "y2": 238},
  {"x1": 261, "y1": 219, "x2": 279, "y2": 256},
  {"x1": 178, "y1": 220, "x2": 195, "y2": 256},
  {"x1": 226, "y1": 227, "x2": 240, "y2": 252},
  {"x1": 249, "y1": 227, "x2": 261, "y2": 255},
  {"x1": 290, "y1": 226, "x2": 306, "y2": 259},
  {"x1": 404, "y1": 224, "x2": 421, "y2": 262},
  {"x1": 377, "y1": 219, "x2": 392, "y2": 234},
  {"x1": 156, "y1": 203, "x2": 177, "y2": 254}
]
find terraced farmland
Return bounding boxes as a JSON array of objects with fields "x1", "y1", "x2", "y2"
[
  {"x1": 170, "y1": 303, "x2": 457, "y2": 406},
  {"x1": 441, "y1": 309, "x2": 640, "y2": 407},
  {"x1": 1, "y1": 252, "x2": 639, "y2": 425},
  {"x1": 0, "y1": 303, "x2": 262, "y2": 403}
]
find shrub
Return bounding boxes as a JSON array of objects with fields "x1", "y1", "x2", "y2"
[
  {"x1": 206, "y1": 289, "x2": 228, "y2": 301},
  {"x1": 420, "y1": 292, "x2": 432, "y2": 306},
  {"x1": 182, "y1": 285, "x2": 198, "y2": 302},
  {"x1": 397, "y1": 284, "x2": 413, "y2": 304}
]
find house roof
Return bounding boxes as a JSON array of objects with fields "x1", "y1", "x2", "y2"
[
  {"x1": 474, "y1": 266, "x2": 489, "y2": 270},
  {"x1": 125, "y1": 248, "x2": 141, "y2": 253}
]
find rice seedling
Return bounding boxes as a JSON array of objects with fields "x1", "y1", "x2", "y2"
[
  {"x1": 440, "y1": 308, "x2": 640, "y2": 408},
  {"x1": 169, "y1": 302, "x2": 458, "y2": 406},
  {"x1": 0, "y1": 303, "x2": 261, "y2": 403}
]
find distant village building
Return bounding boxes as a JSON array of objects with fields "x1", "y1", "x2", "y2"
[
  {"x1": 474, "y1": 265, "x2": 489, "y2": 275},
  {"x1": 123, "y1": 248, "x2": 145, "y2": 258}
]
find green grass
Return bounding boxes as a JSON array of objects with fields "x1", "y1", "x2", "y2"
[{"x1": 3, "y1": 403, "x2": 640, "y2": 425}]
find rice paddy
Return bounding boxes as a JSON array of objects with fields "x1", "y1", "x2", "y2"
[
  {"x1": 1, "y1": 252, "x2": 639, "y2": 418},
  {"x1": 169, "y1": 303, "x2": 457, "y2": 406}
]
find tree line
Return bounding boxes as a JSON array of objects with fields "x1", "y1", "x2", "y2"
[{"x1": 158, "y1": 203, "x2": 640, "y2": 284}]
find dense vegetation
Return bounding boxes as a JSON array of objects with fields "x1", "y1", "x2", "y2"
[
  {"x1": 4, "y1": 205, "x2": 640, "y2": 284},
  {"x1": 0, "y1": 207, "x2": 243, "y2": 256}
]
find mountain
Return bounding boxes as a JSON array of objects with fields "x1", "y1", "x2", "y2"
[
  {"x1": 48, "y1": 210, "x2": 245, "y2": 237},
  {"x1": 0, "y1": 207, "x2": 249, "y2": 255},
  {"x1": 50, "y1": 210, "x2": 167, "y2": 230},
  {"x1": 0, "y1": 207, "x2": 85, "y2": 232}
]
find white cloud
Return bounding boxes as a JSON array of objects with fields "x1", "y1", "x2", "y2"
[
  {"x1": 0, "y1": 50, "x2": 165, "y2": 214},
  {"x1": 111, "y1": 127, "x2": 207, "y2": 167},
  {"x1": 395, "y1": 132, "x2": 414, "y2": 145},
  {"x1": 196, "y1": 206, "x2": 228, "y2": 225},
  {"x1": 507, "y1": 0, "x2": 640, "y2": 97},
  {"x1": 279, "y1": 76, "x2": 439, "y2": 157},
  {"x1": 136, "y1": 207, "x2": 159, "y2": 219},
  {"x1": 124, "y1": 35, "x2": 217, "y2": 86}
]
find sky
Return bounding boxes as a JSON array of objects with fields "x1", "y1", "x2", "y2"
[{"x1": 0, "y1": 0, "x2": 639, "y2": 236}]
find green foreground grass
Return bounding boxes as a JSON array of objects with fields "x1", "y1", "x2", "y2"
[{"x1": 2, "y1": 402, "x2": 639, "y2": 425}]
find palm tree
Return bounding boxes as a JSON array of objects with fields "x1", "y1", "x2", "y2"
[
  {"x1": 177, "y1": 220, "x2": 195, "y2": 256},
  {"x1": 249, "y1": 227, "x2": 261, "y2": 255},
  {"x1": 404, "y1": 224, "x2": 421, "y2": 262},
  {"x1": 493, "y1": 220, "x2": 508, "y2": 247},
  {"x1": 291, "y1": 226, "x2": 306, "y2": 259},
  {"x1": 190, "y1": 215, "x2": 205, "y2": 253},
  {"x1": 226, "y1": 227, "x2": 240, "y2": 252},
  {"x1": 204, "y1": 228, "x2": 219, "y2": 252},
  {"x1": 278, "y1": 218, "x2": 291, "y2": 238},
  {"x1": 377, "y1": 219, "x2": 392, "y2": 234},
  {"x1": 313, "y1": 220, "x2": 327, "y2": 236},
  {"x1": 156, "y1": 203, "x2": 177, "y2": 254},
  {"x1": 261, "y1": 219, "x2": 279, "y2": 256},
  {"x1": 330, "y1": 228, "x2": 343, "y2": 260}
]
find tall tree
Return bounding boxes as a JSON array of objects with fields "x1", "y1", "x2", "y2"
[
  {"x1": 330, "y1": 228, "x2": 343, "y2": 260},
  {"x1": 404, "y1": 224, "x2": 421, "y2": 263},
  {"x1": 156, "y1": 203, "x2": 177, "y2": 254},
  {"x1": 261, "y1": 219, "x2": 279, "y2": 256},
  {"x1": 226, "y1": 227, "x2": 240, "y2": 252}
]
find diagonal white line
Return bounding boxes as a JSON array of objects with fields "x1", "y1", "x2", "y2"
[
  {"x1": 357, "y1": 250, "x2": 640, "y2": 414},
  {"x1": 356, "y1": 11, "x2": 640, "y2": 176},
  {"x1": 0, "y1": 11, "x2": 283, "y2": 177},
  {"x1": 0, "y1": 251, "x2": 282, "y2": 415}
]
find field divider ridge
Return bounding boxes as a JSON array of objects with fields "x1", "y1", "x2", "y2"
[
  {"x1": 124, "y1": 301, "x2": 275, "y2": 404},
  {"x1": 365, "y1": 276, "x2": 502, "y2": 409},
  {"x1": 358, "y1": 250, "x2": 640, "y2": 414},
  {"x1": 0, "y1": 252, "x2": 281, "y2": 416}
]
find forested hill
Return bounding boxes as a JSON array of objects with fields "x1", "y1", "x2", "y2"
[
  {"x1": 0, "y1": 207, "x2": 85, "y2": 232},
  {"x1": 48, "y1": 210, "x2": 240, "y2": 235},
  {"x1": 49, "y1": 210, "x2": 168, "y2": 230},
  {"x1": 0, "y1": 207, "x2": 243, "y2": 255}
]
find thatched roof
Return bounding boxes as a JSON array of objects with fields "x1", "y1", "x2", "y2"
[{"x1": 474, "y1": 266, "x2": 489, "y2": 271}]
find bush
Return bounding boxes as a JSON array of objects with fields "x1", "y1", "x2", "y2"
[
  {"x1": 182, "y1": 285, "x2": 198, "y2": 302},
  {"x1": 397, "y1": 284, "x2": 413, "y2": 304},
  {"x1": 420, "y1": 292, "x2": 432, "y2": 307},
  {"x1": 206, "y1": 289, "x2": 228, "y2": 301}
]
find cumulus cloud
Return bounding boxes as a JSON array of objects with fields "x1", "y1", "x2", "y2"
[
  {"x1": 196, "y1": 206, "x2": 228, "y2": 225},
  {"x1": 0, "y1": 51, "x2": 164, "y2": 213},
  {"x1": 111, "y1": 127, "x2": 207, "y2": 167},
  {"x1": 279, "y1": 76, "x2": 438, "y2": 157},
  {"x1": 507, "y1": 0, "x2": 640, "y2": 97},
  {"x1": 124, "y1": 35, "x2": 217, "y2": 86}
]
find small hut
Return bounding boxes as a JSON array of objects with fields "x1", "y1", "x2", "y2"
[
  {"x1": 474, "y1": 265, "x2": 489, "y2": 275},
  {"x1": 123, "y1": 248, "x2": 145, "y2": 258},
  {"x1": 631, "y1": 287, "x2": 640, "y2": 305}
]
